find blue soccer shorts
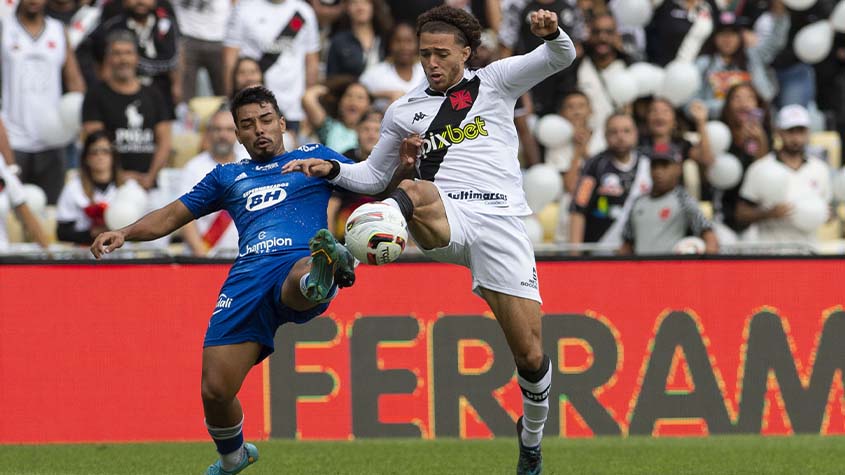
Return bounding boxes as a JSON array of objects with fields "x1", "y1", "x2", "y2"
[{"x1": 203, "y1": 250, "x2": 330, "y2": 363}]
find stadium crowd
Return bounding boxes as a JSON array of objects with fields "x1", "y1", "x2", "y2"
[{"x1": 1, "y1": 0, "x2": 845, "y2": 257}]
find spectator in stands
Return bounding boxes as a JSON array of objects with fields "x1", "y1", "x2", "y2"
[
  {"x1": 82, "y1": 30, "x2": 172, "y2": 191},
  {"x1": 619, "y1": 142, "x2": 718, "y2": 255},
  {"x1": 642, "y1": 98, "x2": 716, "y2": 181},
  {"x1": 46, "y1": 0, "x2": 80, "y2": 25},
  {"x1": 230, "y1": 57, "x2": 264, "y2": 99},
  {"x1": 575, "y1": 13, "x2": 628, "y2": 138},
  {"x1": 223, "y1": 0, "x2": 319, "y2": 133},
  {"x1": 302, "y1": 79, "x2": 372, "y2": 154},
  {"x1": 694, "y1": 7, "x2": 789, "y2": 120},
  {"x1": 646, "y1": 0, "x2": 718, "y2": 66},
  {"x1": 548, "y1": 90, "x2": 605, "y2": 194},
  {"x1": 308, "y1": 0, "x2": 345, "y2": 29},
  {"x1": 2, "y1": 0, "x2": 86, "y2": 204},
  {"x1": 78, "y1": 0, "x2": 181, "y2": 114},
  {"x1": 715, "y1": 82, "x2": 771, "y2": 235},
  {"x1": 178, "y1": 109, "x2": 239, "y2": 256},
  {"x1": 736, "y1": 104, "x2": 832, "y2": 243},
  {"x1": 447, "y1": 0, "x2": 502, "y2": 32},
  {"x1": 173, "y1": 0, "x2": 231, "y2": 101},
  {"x1": 359, "y1": 22, "x2": 424, "y2": 107},
  {"x1": 55, "y1": 130, "x2": 141, "y2": 244},
  {"x1": 326, "y1": 110, "x2": 382, "y2": 238},
  {"x1": 497, "y1": 0, "x2": 529, "y2": 56},
  {"x1": 0, "y1": 161, "x2": 50, "y2": 250},
  {"x1": 516, "y1": 0, "x2": 586, "y2": 116},
  {"x1": 325, "y1": 0, "x2": 392, "y2": 80},
  {"x1": 570, "y1": 113, "x2": 651, "y2": 250},
  {"x1": 384, "y1": 0, "x2": 442, "y2": 26}
]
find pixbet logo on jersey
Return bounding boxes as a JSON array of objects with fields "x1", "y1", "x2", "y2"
[
  {"x1": 243, "y1": 183, "x2": 287, "y2": 211},
  {"x1": 421, "y1": 116, "x2": 489, "y2": 156}
]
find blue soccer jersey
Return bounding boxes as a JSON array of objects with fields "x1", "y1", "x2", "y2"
[
  {"x1": 179, "y1": 144, "x2": 353, "y2": 360},
  {"x1": 180, "y1": 143, "x2": 353, "y2": 259}
]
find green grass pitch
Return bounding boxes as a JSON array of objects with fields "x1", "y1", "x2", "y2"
[{"x1": 2, "y1": 435, "x2": 844, "y2": 474}]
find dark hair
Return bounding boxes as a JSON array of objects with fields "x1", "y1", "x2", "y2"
[
  {"x1": 230, "y1": 57, "x2": 264, "y2": 98},
  {"x1": 320, "y1": 76, "x2": 373, "y2": 121},
  {"x1": 719, "y1": 82, "x2": 770, "y2": 130},
  {"x1": 104, "y1": 29, "x2": 137, "y2": 55},
  {"x1": 331, "y1": 0, "x2": 393, "y2": 38},
  {"x1": 386, "y1": 21, "x2": 416, "y2": 57},
  {"x1": 357, "y1": 109, "x2": 383, "y2": 126},
  {"x1": 417, "y1": 5, "x2": 482, "y2": 55},
  {"x1": 558, "y1": 89, "x2": 589, "y2": 111},
  {"x1": 230, "y1": 86, "x2": 282, "y2": 123},
  {"x1": 80, "y1": 130, "x2": 124, "y2": 200}
]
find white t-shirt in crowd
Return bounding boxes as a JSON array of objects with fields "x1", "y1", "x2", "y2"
[
  {"x1": 174, "y1": 0, "x2": 231, "y2": 42},
  {"x1": 179, "y1": 151, "x2": 239, "y2": 254},
  {"x1": 1, "y1": 15, "x2": 67, "y2": 152},
  {"x1": 224, "y1": 0, "x2": 319, "y2": 122},
  {"x1": 739, "y1": 153, "x2": 832, "y2": 243},
  {"x1": 359, "y1": 61, "x2": 425, "y2": 97},
  {"x1": 0, "y1": 160, "x2": 26, "y2": 248},
  {"x1": 56, "y1": 175, "x2": 123, "y2": 232}
]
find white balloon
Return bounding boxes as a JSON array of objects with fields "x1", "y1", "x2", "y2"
[
  {"x1": 754, "y1": 160, "x2": 791, "y2": 208},
  {"x1": 660, "y1": 61, "x2": 702, "y2": 107},
  {"x1": 523, "y1": 215, "x2": 544, "y2": 245},
  {"x1": 706, "y1": 153, "x2": 743, "y2": 190},
  {"x1": 523, "y1": 163, "x2": 563, "y2": 213},
  {"x1": 794, "y1": 21, "x2": 834, "y2": 64},
  {"x1": 832, "y1": 1, "x2": 845, "y2": 33},
  {"x1": 790, "y1": 196, "x2": 829, "y2": 232},
  {"x1": 611, "y1": 0, "x2": 653, "y2": 27},
  {"x1": 833, "y1": 168, "x2": 845, "y2": 202},
  {"x1": 627, "y1": 62, "x2": 665, "y2": 98},
  {"x1": 36, "y1": 111, "x2": 76, "y2": 148},
  {"x1": 673, "y1": 236, "x2": 706, "y2": 255},
  {"x1": 59, "y1": 92, "x2": 85, "y2": 135},
  {"x1": 535, "y1": 115, "x2": 573, "y2": 148},
  {"x1": 604, "y1": 69, "x2": 639, "y2": 107},
  {"x1": 22, "y1": 184, "x2": 47, "y2": 217},
  {"x1": 705, "y1": 121, "x2": 731, "y2": 155},
  {"x1": 115, "y1": 182, "x2": 149, "y2": 209},
  {"x1": 105, "y1": 199, "x2": 144, "y2": 231},
  {"x1": 783, "y1": 0, "x2": 817, "y2": 11}
]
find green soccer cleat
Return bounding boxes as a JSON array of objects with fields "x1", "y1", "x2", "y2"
[
  {"x1": 516, "y1": 417, "x2": 542, "y2": 475},
  {"x1": 204, "y1": 443, "x2": 259, "y2": 475},
  {"x1": 306, "y1": 229, "x2": 356, "y2": 302}
]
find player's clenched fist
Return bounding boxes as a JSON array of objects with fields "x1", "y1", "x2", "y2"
[
  {"x1": 530, "y1": 9, "x2": 559, "y2": 38},
  {"x1": 90, "y1": 231, "x2": 126, "y2": 259}
]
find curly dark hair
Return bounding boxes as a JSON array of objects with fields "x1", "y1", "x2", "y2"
[
  {"x1": 417, "y1": 5, "x2": 482, "y2": 55},
  {"x1": 230, "y1": 85, "x2": 282, "y2": 123}
]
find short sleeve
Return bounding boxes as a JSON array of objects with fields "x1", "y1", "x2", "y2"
[
  {"x1": 179, "y1": 165, "x2": 225, "y2": 218},
  {"x1": 81, "y1": 88, "x2": 102, "y2": 123},
  {"x1": 678, "y1": 188, "x2": 712, "y2": 236}
]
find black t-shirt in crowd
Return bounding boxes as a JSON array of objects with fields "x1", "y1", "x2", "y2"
[
  {"x1": 82, "y1": 83, "x2": 169, "y2": 174},
  {"x1": 571, "y1": 151, "x2": 648, "y2": 243}
]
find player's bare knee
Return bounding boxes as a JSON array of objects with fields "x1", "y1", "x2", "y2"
[
  {"x1": 201, "y1": 377, "x2": 237, "y2": 406},
  {"x1": 514, "y1": 347, "x2": 544, "y2": 374}
]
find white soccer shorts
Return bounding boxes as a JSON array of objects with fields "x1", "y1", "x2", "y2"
[{"x1": 419, "y1": 184, "x2": 542, "y2": 303}]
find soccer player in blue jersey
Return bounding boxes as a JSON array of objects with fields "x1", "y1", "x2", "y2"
[{"x1": 90, "y1": 86, "x2": 356, "y2": 475}]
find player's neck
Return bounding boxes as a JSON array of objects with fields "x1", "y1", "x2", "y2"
[{"x1": 17, "y1": 12, "x2": 45, "y2": 33}]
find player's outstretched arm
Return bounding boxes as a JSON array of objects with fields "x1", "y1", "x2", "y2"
[
  {"x1": 90, "y1": 200, "x2": 194, "y2": 258},
  {"x1": 482, "y1": 9, "x2": 576, "y2": 98}
]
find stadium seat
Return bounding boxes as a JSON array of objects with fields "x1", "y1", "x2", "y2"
[
  {"x1": 810, "y1": 131, "x2": 841, "y2": 168},
  {"x1": 189, "y1": 96, "x2": 226, "y2": 132},
  {"x1": 170, "y1": 131, "x2": 202, "y2": 168}
]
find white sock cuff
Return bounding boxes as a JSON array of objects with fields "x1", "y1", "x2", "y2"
[{"x1": 205, "y1": 417, "x2": 244, "y2": 440}]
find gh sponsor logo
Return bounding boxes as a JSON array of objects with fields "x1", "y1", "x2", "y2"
[
  {"x1": 244, "y1": 184, "x2": 287, "y2": 211},
  {"x1": 421, "y1": 116, "x2": 489, "y2": 156}
]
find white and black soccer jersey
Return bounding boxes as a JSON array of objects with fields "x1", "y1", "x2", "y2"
[
  {"x1": 329, "y1": 28, "x2": 577, "y2": 217},
  {"x1": 622, "y1": 186, "x2": 713, "y2": 254}
]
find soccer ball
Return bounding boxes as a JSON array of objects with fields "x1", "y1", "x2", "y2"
[{"x1": 344, "y1": 202, "x2": 408, "y2": 265}]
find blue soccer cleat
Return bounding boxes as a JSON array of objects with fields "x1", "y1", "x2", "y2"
[
  {"x1": 516, "y1": 417, "x2": 542, "y2": 475},
  {"x1": 204, "y1": 443, "x2": 259, "y2": 475},
  {"x1": 306, "y1": 229, "x2": 356, "y2": 301}
]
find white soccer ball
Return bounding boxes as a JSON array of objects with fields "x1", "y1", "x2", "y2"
[{"x1": 344, "y1": 202, "x2": 408, "y2": 265}]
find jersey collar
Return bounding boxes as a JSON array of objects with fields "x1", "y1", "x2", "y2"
[{"x1": 425, "y1": 71, "x2": 471, "y2": 97}]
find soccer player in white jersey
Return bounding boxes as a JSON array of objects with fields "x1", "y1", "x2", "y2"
[{"x1": 284, "y1": 6, "x2": 575, "y2": 474}]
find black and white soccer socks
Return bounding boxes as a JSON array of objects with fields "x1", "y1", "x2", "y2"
[
  {"x1": 384, "y1": 187, "x2": 414, "y2": 222},
  {"x1": 206, "y1": 416, "x2": 245, "y2": 470},
  {"x1": 517, "y1": 354, "x2": 552, "y2": 448}
]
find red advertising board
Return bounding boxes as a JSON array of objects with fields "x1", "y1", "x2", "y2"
[{"x1": 1, "y1": 259, "x2": 844, "y2": 443}]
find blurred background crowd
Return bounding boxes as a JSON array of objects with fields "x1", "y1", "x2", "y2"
[{"x1": 2, "y1": 0, "x2": 845, "y2": 258}]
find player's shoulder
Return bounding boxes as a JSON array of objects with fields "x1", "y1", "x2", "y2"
[{"x1": 291, "y1": 143, "x2": 354, "y2": 163}]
